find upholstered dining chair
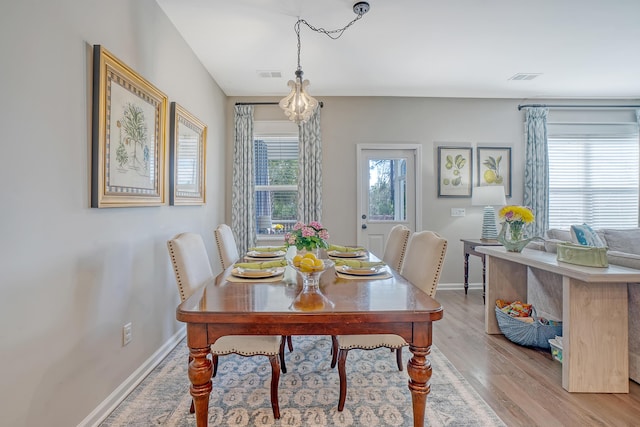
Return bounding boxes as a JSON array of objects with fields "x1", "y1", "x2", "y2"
[
  {"x1": 382, "y1": 224, "x2": 411, "y2": 271},
  {"x1": 331, "y1": 230, "x2": 448, "y2": 411},
  {"x1": 214, "y1": 224, "x2": 240, "y2": 270},
  {"x1": 167, "y1": 232, "x2": 286, "y2": 419},
  {"x1": 213, "y1": 223, "x2": 295, "y2": 352}
]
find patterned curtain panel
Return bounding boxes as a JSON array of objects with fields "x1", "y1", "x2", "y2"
[
  {"x1": 523, "y1": 107, "x2": 549, "y2": 237},
  {"x1": 297, "y1": 106, "x2": 323, "y2": 223},
  {"x1": 232, "y1": 105, "x2": 256, "y2": 256}
]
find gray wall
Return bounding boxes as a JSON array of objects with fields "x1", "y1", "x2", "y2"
[
  {"x1": 0, "y1": 1, "x2": 226, "y2": 425},
  {"x1": 228, "y1": 98, "x2": 639, "y2": 286}
]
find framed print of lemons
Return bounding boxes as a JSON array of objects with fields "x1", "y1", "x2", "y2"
[
  {"x1": 437, "y1": 146, "x2": 473, "y2": 197},
  {"x1": 477, "y1": 147, "x2": 512, "y2": 197}
]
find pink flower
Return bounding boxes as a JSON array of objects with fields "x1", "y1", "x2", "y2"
[
  {"x1": 302, "y1": 226, "x2": 316, "y2": 237},
  {"x1": 309, "y1": 221, "x2": 323, "y2": 230},
  {"x1": 284, "y1": 220, "x2": 329, "y2": 250}
]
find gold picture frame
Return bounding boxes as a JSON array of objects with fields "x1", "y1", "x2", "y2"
[
  {"x1": 91, "y1": 45, "x2": 167, "y2": 208},
  {"x1": 169, "y1": 102, "x2": 207, "y2": 205}
]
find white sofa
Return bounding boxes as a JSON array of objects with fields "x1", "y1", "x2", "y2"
[{"x1": 528, "y1": 227, "x2": 640, "y2": 384}]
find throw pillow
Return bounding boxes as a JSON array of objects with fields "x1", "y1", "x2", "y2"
[{"x1": 570, "y1": 223, "x2": 606, "y2": 247}]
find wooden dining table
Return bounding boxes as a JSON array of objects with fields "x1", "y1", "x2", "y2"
[{"x1": 176, "y1": 259, "x2": 444, "y2": 427}]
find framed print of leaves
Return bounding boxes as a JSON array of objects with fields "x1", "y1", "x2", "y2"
[
  {"x1": 91, "y1": 45, "x2": 168, "y2": 208},
  {"x1": 437, "y1": 146, "x2": 473, "y2": 197},
  {"x1": 477, "y1": 146, "x2": 511, "y2": 197}
]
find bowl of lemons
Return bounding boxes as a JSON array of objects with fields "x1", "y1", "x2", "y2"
[
  {"x1": 288, "y1": 252, "x2": 334, "y2": 288},
  {"x1": 288, "y1": 252, "x2": 335, "y2": 311}
]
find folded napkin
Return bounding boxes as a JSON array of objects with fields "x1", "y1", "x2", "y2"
[
  {"x1": 234, "y1": 259, "x2": 288, "y2": 269},
  {"x1": 333, "y1": 259, "x2": 385, "y2": 268},
  {"x1": 328, "y1": 244, "x2": 366, "y2": 252},
  {"x1": 248, "y1": 245, "x2": 286, "y2": 252}
]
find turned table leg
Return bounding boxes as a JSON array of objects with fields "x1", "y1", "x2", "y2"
[
  {"x1": 407, "y1": 341, "x2": 433, "y2": 426},
  {"x1": 463, "y1": 251, "x2": 470, "y2": 294},
  {"x1": 189, "y1": 346, "x2": 213, "y2": 427}
]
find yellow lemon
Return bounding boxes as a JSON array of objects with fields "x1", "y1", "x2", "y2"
[
  {"x1": 303, "y1": 252, "x2": 317, "y2": 260},
  {"x1": 299, "y1": 258, "x2": 315, "y2": 272},
  {"x1": 313, "y1": 259, "x2": 324, "y2": 270},
  {"x1": 484, "y1": 169, "x2": 497, "y2": 184},
  {"x1": 293, "y1": 254, "x2": 303, "y2": 266}
]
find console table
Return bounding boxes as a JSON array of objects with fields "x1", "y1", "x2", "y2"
[
  {"x1": 460, "y1": 239, "x2": 502, "y2": 301},
  {"x1": 477, "y1": 246, "x2": 640, "y2": 393}
]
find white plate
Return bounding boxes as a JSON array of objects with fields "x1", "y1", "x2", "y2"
[
  {"x1": 336, "y1": 265, "x2": 386, "y2": 276},
  {"x1": 231, "y1": 267, "x2": 285, "y2": 279},
  {"x1": 246, "y1": 250, "x2": 286, "y2": 258},
  {"x1": 328, "y1": 250, "x2": 367, "y2": 258}
]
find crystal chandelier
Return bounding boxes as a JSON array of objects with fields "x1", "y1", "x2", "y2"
[{"x1": 279, "y1": 2, "x2": 370, "y2": 124}]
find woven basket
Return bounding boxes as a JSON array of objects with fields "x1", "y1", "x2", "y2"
[{"x1": 495, "y1": 306, "x2": 562, "y2": 349}]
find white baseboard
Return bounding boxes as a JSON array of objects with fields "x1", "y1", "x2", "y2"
[
  {"x1": 438, "y1": 282, "x2": 483, "y2": 291},
  {"x1": 78, "y1": 328, "x2": 186, "y2": 427}
]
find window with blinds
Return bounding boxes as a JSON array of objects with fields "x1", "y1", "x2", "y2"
[
  {"x1": 547, "y1": 123, "x2": 639, "y2": 229},
  {"x1": 254, "y1": 136, "x2": 299, "y2": 236}
]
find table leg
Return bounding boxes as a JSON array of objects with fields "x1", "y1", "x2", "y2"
[
  {"x1": 189, "y1": 346, "x2": 213, "y2": 427},
  {"x1": 463, "y1": 251, "x2": 470, "y2": 295},
  {"x1": 407, "y1": 342, "x2": 432, "y2": 426},
  {"x1": 480, "y1": 254, "x2": 486, "y2": 304}
]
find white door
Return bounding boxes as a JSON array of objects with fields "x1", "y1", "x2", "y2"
[{"x1": 356, "y1": 145, "x2": 421, "y2": 258}]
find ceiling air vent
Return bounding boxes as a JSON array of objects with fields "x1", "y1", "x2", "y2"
[
  {"x1": 509, "y1": 73, "x2": 541, "y2": 81},
  {"x1": 257, "y1": 70, "x2": 282, "y2": 78}
]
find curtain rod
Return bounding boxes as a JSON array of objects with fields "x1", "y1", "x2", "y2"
[
  {"x1": 518, "y1": 103, "x2": 640, "y2": 111},
  {"x1": 235, "y1": 101, "x2": 324, "y2": 107}
]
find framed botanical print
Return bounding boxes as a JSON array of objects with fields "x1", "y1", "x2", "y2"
[
  {"x1": 437, "y1": 146, "x2": 473, "y2": 197},
  {"x1": 91, "y1": 45, "x2": 168, "y2": 208},
  {"x1": 169, "y1": 102, "x2": 207, "y2": 205},
  {"x1": 477, "y1": 146, "x2": 512, "y2": 197}
]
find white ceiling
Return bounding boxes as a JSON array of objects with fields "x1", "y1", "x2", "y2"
[{"x1": 156, "y1": 0, "x2": 640, "y2": 99}]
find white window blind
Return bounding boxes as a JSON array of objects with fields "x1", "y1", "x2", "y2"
[
  {"x1": 548, "y1": 123, "x2": 640, "y2": 229},
  {"x1": 254, "y1": 136, "x2": 299, "y2": 236}
]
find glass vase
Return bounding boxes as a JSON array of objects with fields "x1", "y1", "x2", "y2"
[
  {"x1": 297, "y1": 247, "x2": 321, "y2": 258},
  {"x1": 288, "y1": 258, "x2": 335, "y2": 311},
  {"x1": 291, "y1": 271, "x2": 334, "y2": 311},
  {"x1": 497, "y1": 221, "x2": 537, "y2": 253}
]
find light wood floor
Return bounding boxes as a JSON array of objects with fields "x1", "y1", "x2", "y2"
[{"x1": 432, "y1": 289, "x2": 640, "y2": 427}]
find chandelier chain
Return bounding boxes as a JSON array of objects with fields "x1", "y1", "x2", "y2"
[{"x1": 294, "y1": 13, "x2": 365, "y2": 68}]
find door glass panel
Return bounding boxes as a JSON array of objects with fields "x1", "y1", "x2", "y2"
[{"x1": 368, "y1": 158, "x2": 407, "y2": 221}]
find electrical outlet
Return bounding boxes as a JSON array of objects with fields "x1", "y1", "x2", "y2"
[
  {"x1": 451, "y1": 208, "x2": 465, "y2": 217},
  {"x1": 123, "y1": 322, "x2": 132, "y2": 346}
]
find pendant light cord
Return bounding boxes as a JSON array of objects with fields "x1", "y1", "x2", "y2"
[{"x1": 294, "y1": 10, "x2": 367, "y2": 69}]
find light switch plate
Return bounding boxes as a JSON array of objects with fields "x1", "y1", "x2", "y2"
[{"x1": 451, "y1": 208, "x2": 465, "y2": 217}]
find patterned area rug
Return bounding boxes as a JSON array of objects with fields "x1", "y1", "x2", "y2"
[{"x1": 101, "y1": 335, "x2": 505, "y2": 426}]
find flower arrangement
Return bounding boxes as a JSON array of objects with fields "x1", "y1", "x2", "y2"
[
  {"x1": 284, "y1": 221, "x2": 330, "y2": 251},
  {"x1": 273, "y1": 224, "x2": 284, "y2": 233},
  {"x1": 498, "y1": 205, "x2": 535, "y2": 241}
]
